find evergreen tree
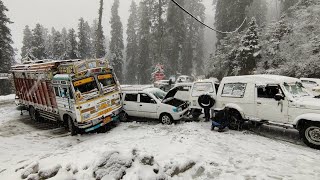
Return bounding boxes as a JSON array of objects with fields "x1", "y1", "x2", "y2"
[
  {"x1": 214, "y1": 0, "x2": 252, "y2": 42},
  {"x1": 137, "y1": 1, "x2": 151, "y2": 84},
  {"x1": 61, "y1": 27, "x2": 69, "y2": 59},
  {"x1": 126, "y1": 1, "x2": 139, "y2": 84},
  {"x1": 109, "y1": 0, "x2": 124, "y2": 82},
  {"x1": 31, "y1": 23, "x2": 46, "y2": 59},
  {"x1": 52, "y1": 29, "x2": 64, "y2": 60},
  {"x1": 21, "y1": 25, "x2": 33, "y2": 60},
  {"x1": 166, "y1": 0, "x2": 186, "y2": 75},
  {"x1": 67, "y1": 28, "x2": 78, "y2": 59},
  {"x1": 94, "y1": 0, "x2": 106, "y2": 58},
  {"x1": 0, "y1": 0, "x2": 14, "y2": 94},
  {"x1": 237, "y1": 18, "x2": 260, "y2": 75},
  {"x1": 45, "y1": 28, "x2": 54, "y2": 59},
  {"x1": 78, "y1": 18, "x2": 92, "y2": 59}
]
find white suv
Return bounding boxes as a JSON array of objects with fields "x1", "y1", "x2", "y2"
[
  {"x1": 215, "y1": 75, "x2": 320, "y2": 149},
  {"x1": 120, "y1": 86, "x2": 189, "y2": 124}
]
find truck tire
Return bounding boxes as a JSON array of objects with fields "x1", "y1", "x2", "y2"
[
  {"x1": 160, "y1": 113, "x2": 173, "y2": 125},
  {"x1": 119, "y1": 111, "x2": 128, "y2": 122},
  {"x1": 29, "y1": 106, "x2": 39, "y2": 122},
  {"x1": 67, "y1": 116, "x2": 78, "y2": 136},
  {"x1": 300, "y1": 122, "x2": 320, "y2": 149},
  {"x1": 228, "y1": 110, "x2": 244, "y2": 131}
]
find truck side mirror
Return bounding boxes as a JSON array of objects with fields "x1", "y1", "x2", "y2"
[{"x1": 274, "y1": 94, "x2": 284, "y2": 101}]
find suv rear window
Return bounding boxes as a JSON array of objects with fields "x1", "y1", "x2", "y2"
[
  {"x1": 125, "y1": 94, "x2": 138, "y2": 102},
  {"x1": 222, "y1": 83, "x2": 246, "y2": 98},
  {"x1": 191, "y1": 82, "x2": 214, "y2": 97}
]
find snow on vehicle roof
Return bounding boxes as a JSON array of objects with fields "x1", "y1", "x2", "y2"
[
  {"x1": 121, "y1": 85, "x2": 154, "y2": 92},
  {"x1": 222, "y1": 75, "x2": 299, "y2": 84},
  {"x1": 53, "y1": 74, "x2": 71, "y2": 81}
]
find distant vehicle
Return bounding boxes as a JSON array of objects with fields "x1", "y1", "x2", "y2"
[
  {"x1": 176, "y1": 75, "x2": 194, "y2": 84},
  {"x1": 215, "y1": 75, "x2": 320, "y2": 149},
  {"x1": 153, "y1": 79, "x2": 172, "y2": 92},
  {"x1": 301, "y1": 78, "x2": 320, "y2": 96},
  {"x1": 11, "y1": 59, "x2": 122, "y2": 135},
  {"x1": 120, "y1": 86, "x2": 189, "y2": 124}
]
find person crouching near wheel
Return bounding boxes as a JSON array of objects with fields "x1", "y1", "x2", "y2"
[
  {"x1": 212, "y1": 107, "x2": 230, "y2": 132},
  {"x1": 198, "y1": 94, "x2": 215, "y2": 122}
]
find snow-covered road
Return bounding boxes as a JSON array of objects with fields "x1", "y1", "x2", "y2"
[{"x1": 0, "y1": 99, "x2": 320, "y2": 180}]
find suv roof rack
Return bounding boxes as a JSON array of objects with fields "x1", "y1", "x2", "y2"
[{"x1": 121, "y1": 85, "x2": 154, "y2": 92}]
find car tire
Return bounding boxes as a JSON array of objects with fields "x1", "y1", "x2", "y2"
[
  {"x1": 160, "y1": 114, "x2": 173, "y2": 125},
  {"x1": 29, "y1": 106, "x2": 40, "y2": 122},
  {"x1": 300, "y1": 122, "x2": 320, "y2": 149},
  {"x1": 67, "y1": 116, "x2": 78, "y2": 136},
  {"x1": 119, "y1": 111, "x2": 128, "y2": 122},
  {"x1": 228, "y1": 110, "x2": 244, "y2": 131}
]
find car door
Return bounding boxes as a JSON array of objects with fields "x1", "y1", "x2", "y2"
[
  {"x1": 138, "y1": 93, "x2": 158, "y2": 119},
  {"x1": 256, "y1": 85, "x2": 288, "y2": 123},
  {"x1": 123, "y1": 93, "x2": 139, "y2": 117}
]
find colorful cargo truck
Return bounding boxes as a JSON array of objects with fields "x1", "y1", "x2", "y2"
[{"x1": 11, "y1": 59, "x2": 122, "y2": 135}]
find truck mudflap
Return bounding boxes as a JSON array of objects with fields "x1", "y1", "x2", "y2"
[{"x1": 84, "y1": 115, "x2": 119, "y2": 133}]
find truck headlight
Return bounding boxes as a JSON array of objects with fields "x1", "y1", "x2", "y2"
[{"x1": 82, "y1": 113, "x2": 91, "y2": 120}]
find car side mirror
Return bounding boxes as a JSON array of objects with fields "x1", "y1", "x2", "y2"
[{"x1": 274, "y1": 94, "x2": 284, "y2": 101}]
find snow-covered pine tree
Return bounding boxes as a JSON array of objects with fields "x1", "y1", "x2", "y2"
[
  {"x1": 245, "y1": 0, "x2": 267, "y2": 26},
  {"x1": 183, "y1": 0, "x2": 205, "y2": 76},
  {"x1": 61, "y1": 28, "x2": 69, "y2": 59},
  {"x1": 67, "y1": 28, "x2": 78, "y2": 59},
  {"x1": 137, "y1": 0, "x2": 152, "y2": 84},
  {"x1": 214, "y1": 0, "x2": 252, "y2": 43},
  {"x1": 94, "y1": 0, "x2": 106, "y2": 59},
  {"x1": 52, "y1": 29, "x2": 64, "y2": 60},
  {"x1": 109, "y1": 0, "x2": 124, "y2": 82},
  {"x1": 238, "y1": 17, "x2": 261, "y2": 75},
  {"x1": 126, "y1": 0, "x2": 139, "y2": 84},
  {"x1": 21, "y1": 25, "x2": 33, "y2": 61},
  {"x1": 31, "y1": 23, "x2": 46, "y2": 60},
  {"x1": 78, "y1": 18, "x2": 92, "y2": 59},
  {"x1": 166, "y1": 0, "x2": 186, "y2": 76},
  {"x1": 0, "y1": 0, "x2": 14, "y2": 95}
]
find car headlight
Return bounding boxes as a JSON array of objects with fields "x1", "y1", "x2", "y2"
[{"x1": 173, "y1": 107, "x2": 183, "y2": 112}]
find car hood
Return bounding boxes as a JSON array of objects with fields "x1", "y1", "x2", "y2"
[
  {"x1": 294, "y1": 96, "x2": 320, "y2": 110},
  {"x1": 163, "y1": 86, "x2": 183, "y2": 100}
]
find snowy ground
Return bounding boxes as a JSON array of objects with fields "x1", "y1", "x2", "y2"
[{"x1": 0, "y1": 96, "x2": 320, "y2": 180}]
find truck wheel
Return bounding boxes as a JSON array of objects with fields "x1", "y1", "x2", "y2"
[
  {"x1": 67, "y1": 116, "x2": 78, "y2": 136},
  {"x1": 228, "y1": 110, "x2": 244, "y2": 131},
  {"x1": 300, "y1": 122, "x2": 320, "y2": 149},
  {"x1": 29, "y1": 106, "x2": 39, "y2": 121},
  {"x1": 160, "y1": 114, "x2": 173, "y2": 125},
  {"x1": 119, "y1": 111, "x2": 128, "y2": 122}
]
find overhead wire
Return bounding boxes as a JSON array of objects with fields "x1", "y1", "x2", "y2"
[{"x1": 170, "y1": 0, "x2": 247, "y2": 34}]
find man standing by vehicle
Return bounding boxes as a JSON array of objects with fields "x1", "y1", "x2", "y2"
[{"x1": 198, "y1": 94, "x2": 215, "y2": 122}]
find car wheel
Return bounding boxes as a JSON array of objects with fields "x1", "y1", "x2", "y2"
[
  {"x1": 68, "y1": 116, "x2": 78, "y2": 136},
  {"x1": 300, "y1": 122, "x2": 320, "y2": 149},
  {"x1": 119, "y1": 111, "x2": 128, "y2": 122},
  {"x1": 160, "y1": 114, "x2": 173, "y2": 125},
  {"x1": 228, "y1": 110, "x2": 244, "y2": 130},
  {"x1": 29, "y1": 106, "x2": 39, "y2": 121}
]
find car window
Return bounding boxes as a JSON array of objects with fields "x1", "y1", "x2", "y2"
[
  {"x1": 257, "y1": 85, "x2": 280, "y2": 99},
  {"x1": 221, "y1": 83, "x2": 246, "y2": 98},
  {"x1": 140, "y1": 93, "x2": 155, "y2": 104},
  {"x1": 125, "y1": 94, "x2": 138, "y2": 102}
]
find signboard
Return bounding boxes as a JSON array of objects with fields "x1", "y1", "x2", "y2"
[{"x1": 152, "y1": 64, "x2": 165, "y2": 82}]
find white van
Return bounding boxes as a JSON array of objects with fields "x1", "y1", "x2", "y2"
[
  {"x1": 120, "y1": 86, "x2": 189, "y2": 124},
  {"x1": 215, "y1": 75, "x2": 320, "y2": 149}
]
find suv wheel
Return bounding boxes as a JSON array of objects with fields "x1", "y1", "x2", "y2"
[
  {"x1": 68, "y1": 116, "x2": 78, "y2": 136},
  {"x1": 160, "y1": 114, "x2": 173, "y2": 125},
  {"x1": 228, "y1": 110, "x2": 244, "y2": 130},
  {"x1": 300, "y1": 122, "x2": 320, "y2": 149}
]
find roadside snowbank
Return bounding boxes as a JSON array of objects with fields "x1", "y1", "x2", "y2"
[{"x1": 0, "y1": 94, "x2": 15, "y2": 102}]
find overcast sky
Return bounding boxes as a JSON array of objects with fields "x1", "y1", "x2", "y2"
[{"x1": 2, "y1": 0, "x2": 214, "y2": 59}]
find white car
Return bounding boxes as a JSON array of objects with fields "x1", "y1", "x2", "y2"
[
  {"x1": 215, "y1": 75, "x2": 320, "y2": 149},
  {"x1": 176, "y1": 75, "x2": 194, "y2": 84},
  {"x1": 301, "y1": 78, "x2": 320, "y2": 96},
  {"x1": 120, "y1": 86, "x2": 189, "y2": 124},
  {"x1": 189, "y1": 78, "x2": 219, "y2": 118}
]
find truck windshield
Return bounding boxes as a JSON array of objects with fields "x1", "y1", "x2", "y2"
[
  {"x1": 284, "y1": 82, "x2": 311, "y2": 98},
  {"x1": 98, "y1": 74, "x2": 116, "y2": 93},
  {"x1": 73, "y1": 77, "x2": 98, "y2": 95}
]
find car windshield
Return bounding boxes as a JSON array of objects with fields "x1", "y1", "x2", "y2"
[
  {"x1": 151, "y1": 89, "x2": 166, "y2": 100},
  {"x1": 192, "y1": 82, "x2": 214, "y2": 97},
  {"x1": 284, "y1": 82, "x2": 311, "y2": 98}
]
